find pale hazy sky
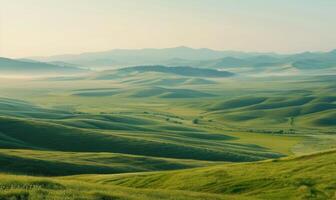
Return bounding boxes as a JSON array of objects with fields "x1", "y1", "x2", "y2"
[{"x1": 1, "y1": 0, "x2": 336, "y2": 58}]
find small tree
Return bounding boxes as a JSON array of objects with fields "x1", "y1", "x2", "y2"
[
  {"x1": 290, "y1": 117, "x2": 295, "y2": 126},
  {"x1": 192, "y1": 118, "x2": 199, "y2": 124}
]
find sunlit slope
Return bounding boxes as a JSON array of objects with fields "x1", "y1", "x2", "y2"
[
  {"x1": 0, "y1": 174, "x2": 250, "y2": 200},
  {"x1": 73, "y1": 149, "x2": 336, "y2": 200},
  {"x1": 0, "y1": 149, "x2": 216, "y2": 176}
]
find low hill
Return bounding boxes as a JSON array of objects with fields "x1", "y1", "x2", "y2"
[
  {"x1": 91, "y1": 65, "x2": 234, "y2": 80},
  {"x1": 129, "y1": 87, "x2": 215, "y2": 98},
  {"x1": 0, "y1": 97, "x2": 71, "y2": 119},
  {"x1": 206, "y1": 95, "x2": 336, "y2": 129},
  {"x1": 0, "y1": 57, "x2": 88, "y2": 76},
  {"x1": 117, "y1": 65, "x2": 234, "y2": 78},
  {"x1": 198, "y1": 50, "x2": 336, "y2": 75}
]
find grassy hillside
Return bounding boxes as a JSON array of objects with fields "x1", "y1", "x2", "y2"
[
  {"x1": 0, "y1": 174, "x2": 249, "y2": 200},
  {"x1": 206, "y1": 94, "x2": 336, "y2": 129},
  {"x1": 0, "y1": 97, "x2": 71, "y2": 119},
  {"x1": 72, "y1": 149, "x2": 336, "y2": 200},
  {"x1": 0, "y1": 149, "x2": 334, "y2": 199}
]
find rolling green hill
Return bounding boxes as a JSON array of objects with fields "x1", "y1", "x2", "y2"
[
  {"x1": 1, "y1": 149, "x2": 333, "y2": 200},
  {"x1": 0, "y1": 149, "x2": 216, "y2": 176},
  {"x1": 0, "y1": 116, "x2": 283, "y2": 162},
  {"x1": 92, "y1": 65, "x2": 234, "y2": 82},
  {"x1": 206, "y1": 94, "x2": 336, "y2": 129},
  {"x1": 0, "y1": 57, "x2": 88, "y2": 76},
  {"x1": 0, "y1": 97, "x2": 71, "y2": 119}
]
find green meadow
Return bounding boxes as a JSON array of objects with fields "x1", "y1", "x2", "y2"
[{"x1": 0, "y1": 65, "x2": 335, "y2": 199}]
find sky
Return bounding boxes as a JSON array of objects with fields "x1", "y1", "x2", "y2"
[{"x1": 0, "y1": 0, "x2": 336, "y2": 58}]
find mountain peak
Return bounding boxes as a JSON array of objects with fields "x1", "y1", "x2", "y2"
[{"x1": 172, "y1": 46, "x2": 192, "y2": 50}]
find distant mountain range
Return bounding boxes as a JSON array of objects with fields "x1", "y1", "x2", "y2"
[
  {"x1": 1, "y1": 47, "x2": 334, "y2": 77},
  {"x1": 29, "y1": 47, "x2": 336, "y2": 75},
  {"x1": 30, "y1": 46, "x2": 279, "y2": 68},
  {"x1": 0, "y1": 57, "x2": 89, "y2": 76},
  {"x1": 198, "y1": 50, "x2": 336, "y2": 69}
]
